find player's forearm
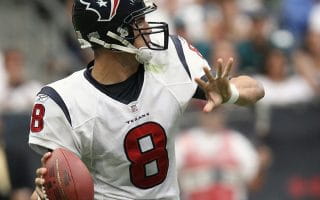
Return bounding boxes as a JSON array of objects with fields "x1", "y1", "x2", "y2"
[{"x1": 230, "y1": 75, "x2": 265, "y2": 106}]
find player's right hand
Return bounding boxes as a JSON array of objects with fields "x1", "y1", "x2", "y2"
[
  {"x1": 195, "y1": 58, "x2": 234, "y2": 112},
  {"x1": 34, "y1": 152, "x2": 51, "y2": 200}
]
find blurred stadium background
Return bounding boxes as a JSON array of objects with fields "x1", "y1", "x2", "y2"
[{"x1": 0, "y1": 0, "x2": 319, "y2": 199}]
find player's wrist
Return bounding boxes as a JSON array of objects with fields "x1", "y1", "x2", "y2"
[{"x1": 224, "y1": 83, "x2": 239, "y2": 104}]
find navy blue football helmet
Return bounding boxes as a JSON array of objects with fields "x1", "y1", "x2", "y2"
[{"x1": 72, "y1": 0, "x2": 169, "y2": 53}]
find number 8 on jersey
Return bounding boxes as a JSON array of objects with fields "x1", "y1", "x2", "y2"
[{"x1": 124, "y1": 122, "x2": 169, "y2": 189}]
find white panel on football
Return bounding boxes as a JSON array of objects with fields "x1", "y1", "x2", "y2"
[
  {"x1": 145, "y1": 160, "x2": 158, "y2": 177},
  {"x1": 139, "y1": 135, "x2": 154, "y2": 152}
]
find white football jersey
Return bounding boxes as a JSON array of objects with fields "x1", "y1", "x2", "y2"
[{"x1": 29, "y1": 36, "x2": 209, "y2": 200}]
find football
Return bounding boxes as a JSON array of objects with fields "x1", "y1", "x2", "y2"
[{"x1": 43, "y1": 148, "x2": 94, "y2": 200}]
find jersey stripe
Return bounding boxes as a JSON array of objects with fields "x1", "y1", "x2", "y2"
[
  {"x1": 38, "y1": 86, "x2": 72, "y2": 126},
  {"x1": 170, "y1": 35, "x2": 192, "y2": 79}
]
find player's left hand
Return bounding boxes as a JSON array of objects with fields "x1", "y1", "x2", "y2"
[
  {"x1": 34, "y1": 152, "x2": 51, "y2": 200},
  {"x1": 195, "y1": 58, "x2": 234, "y2": 112}
]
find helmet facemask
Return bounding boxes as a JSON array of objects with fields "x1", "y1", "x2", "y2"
[
  {"x1": 131, "y1": 21, "x2": 169, "y2": 50},
  {"x1": 123, "y1": 3, "x2": 169, "y2": 51}
]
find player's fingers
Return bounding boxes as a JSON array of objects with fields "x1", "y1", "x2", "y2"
[
  {"x1": 35, "y1": 186, "x2": 47, "y2": 200},
  {"x1": 195, "y1": 77, "x2": 207, "y2": 89},
  {"x1": 36, "y1": 168, "x2": 47, "y2": 177},
  {"x1": 208, "y1": 92, "x2": 223, "y2": 109},
  {"x1": 41, "y1": 186, "x2": 47, "y2": 195},
  {"x1": 203, "y1": 100, "x2": 215, "y2": 113},
  {"x1": 203, "y1": 67, "x2": 215, "y2": 82},
  {"x1": 41, "y1": 152, "x2": 51, "y2": 165},
  {"x1": 35, "y1": 177, "x2": 45, "y2": 186},
  {"x1": 215, "y1": 58, "x2": 223, "y2": 79},
  {"x1": 222, "y1": 57, "x2": 234, "y2": 78}
]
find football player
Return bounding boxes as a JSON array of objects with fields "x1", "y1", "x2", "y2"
[{"x1": 29, "y1": 0, "x2": 264, "y2": 199}]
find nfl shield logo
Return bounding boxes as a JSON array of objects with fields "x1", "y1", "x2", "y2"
[
  {"x1": 129, "y1": 103, "x2": 139, "y2": 113},
  {"x1": 79, "y1": 0, "x2": 120, "y2": 21},
  {"x1": 130, "y1": 104, "x2": 138, "y2": 113}
]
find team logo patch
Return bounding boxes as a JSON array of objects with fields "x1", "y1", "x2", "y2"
[{"x1": 80, "y1": 0, "x2": 120, "y2": 21}]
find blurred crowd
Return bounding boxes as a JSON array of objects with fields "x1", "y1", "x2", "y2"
[{"x1": 0, "y1": 0, "x2": 320, "y2": 200}]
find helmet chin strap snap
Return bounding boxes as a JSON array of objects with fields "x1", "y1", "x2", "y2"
[
  {"x1": 89, "y1": 32, "x2": 153, "y2": 64},
  {"x1": 135, "y1": 47, "x2": 153, "y2": 64}
]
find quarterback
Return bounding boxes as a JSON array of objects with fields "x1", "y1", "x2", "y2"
[{"x1": 29, "y1": 0, "x2": 264, "y2": 199}]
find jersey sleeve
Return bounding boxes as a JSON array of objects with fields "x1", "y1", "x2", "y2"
[
  {"x1": 178, "y1": 36, "x2": 210, "y2": 83},
  {"x1": 28, "y1": 93, "x2": 81, "y2": 157},
  {"x1": 162, "y1": 35, "x2": 210, "y2": 107},
  {"x1": 170, "y1": 35, "x2": 210, "y2": 100}
]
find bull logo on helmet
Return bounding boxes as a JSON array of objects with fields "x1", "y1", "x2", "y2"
[{"x1": 79, "y1": 0, "x2": 120, "y2": 21}]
